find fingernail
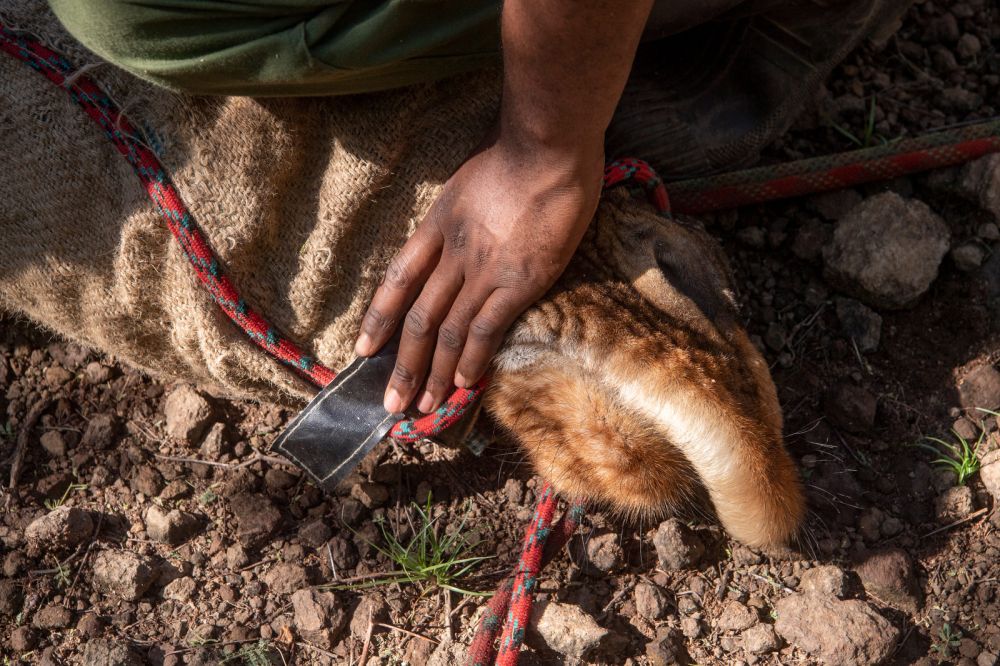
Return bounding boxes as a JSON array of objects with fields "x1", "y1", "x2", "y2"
[
  {"x1": 355, "y1": 333, "x2": 372, "y2": 357},
  {"x1": 454, "y1": 371, "x2": 468, "y2": 388},
  {"x1": 417, "y1": 391, "x2": 435, "y2": 413},
  {"x1": 384, "y1": 387, "x2": 403, "y2": 414}
]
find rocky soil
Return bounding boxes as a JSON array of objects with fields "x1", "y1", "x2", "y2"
[{"x1": 2, "y1": 0, "x2": 1000, "y2": 664}]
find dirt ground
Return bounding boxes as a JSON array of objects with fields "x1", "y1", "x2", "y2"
[{"x1": 2, "y1": 0, "x2": 1000, "y2": 664}]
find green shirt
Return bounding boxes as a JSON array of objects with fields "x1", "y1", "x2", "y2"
[{"x1": 49, "y1": 0, "x2": 502, "y2": 96}]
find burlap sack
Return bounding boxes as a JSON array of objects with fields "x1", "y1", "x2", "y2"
[{"x1": 0, "y1": 1, "x2": 504, "y2": 405}]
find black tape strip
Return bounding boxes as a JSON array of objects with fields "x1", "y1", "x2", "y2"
[{"x1": 272, "y1": 338, "x2": 403, "y2": 493}]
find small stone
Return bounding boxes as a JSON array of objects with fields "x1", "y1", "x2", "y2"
[
  {"x1": 199, "y1": 422, "x2": 231, "y2": 460},
  {"x1": 774, "y1": 594, "x2": 898, "y2": 666},
  {"x1": 645, "y1": 626, "x2": 690, "y2": 666},
  {"x1": 979, "y1": 652, "x2": 999, "y2": 666},
  {"x1": 835, "y1": 298, "x2": 882, "y2": 353},
  {"x1": 298, "y1": 520, "x2": 333, "y2": 548},
  {"x1": 351, "y1": 482, "x2": 389, "y2": 508},
  {"x1": 84, "y1": 362, "x2": 111, "y2": 385},
  {"x1": 40, "y1": 430, "x2": 67, "y2": 457},
  {"x1": 716, "y1": 601, "x2": 757, "y2": 632},
  {"x1": 33, "y1": 604, "x2": 73, "y2": 629},
  {"x1": 956, "y1": 33, "x2": 982, "y2": 58},
  {"x1": 952, "y1": 243, "x2": 987, "y2": 272},
  {"x1": 635, "y1": 581, "x2": 670, "y2": 621},
  {"x1": 504, "y1": 478, "x2": 525, "y2": 505},
  {"x1": 799, "y1": 565, "x2": 849, "y2": 598},
  {"x1": 0, "y1": 580, "x2": 23, "y2": 617},
  {"x1": 263, "y1": 563, "x2": 308, "y2": 595},
  {"x1": 936, "y1": 485, "x2": 975, "y2": 523},
  {"x1": 978, "y1": 223, "x2": 1000, "y2": 241},
  {"x1": 680, "y1": 616, "x2": 702, "y2": 639},
  {"x1": 81, "y1": 414, "x2": 118, "y2": 450},
  {"x1": 163, "y1": 576, "x2": 197, "y2": 602},
  {"x1": 823, "y1": 192, "x2": 950, "y2": 309},
  {"x1": 10, "y1": 626, "x2": 38, "y2": 652},
  {"x1": 791, "y1": 219, "x2": 831, "y2": 262},
  {"x1": 764, "y1": 323, "x2": 786, "y2": 351},
  {"x1": 91, "y1": 551, "x2": 157, "y2": 601},
  {"x1": 264, "y1": 468, "x2": 297, "y2": 492},
  {"x1": 291, "y1": 588, "x2": 342, "y2": 634},
  {"x1": 824, "y1": 382, "x2": 877, "y2": 433},
  {"x1": 25, "y1": 505, "x2": 94, "y2": 556},
  {"x1": 226, "y1": 544, "x2": 250, "y2": 570},
  {"x1": 857, "y1": 507, "x2": 884, "y2": 543},
  {"x1": 854, "y1": 548, "x2": 920, "y2": 613},
  {"x1": 653, "y1": 519, "x2": 705, "y2": 570},
  {"x1": 163, "y1": 385, "x2": 214, "y2": 443},
  {"x1": 578, "y1": 530, "x2": 624, "y2": 573},
  {"x1": 159, "y1": 480, "x2": 190, "y2": 501},
  {"x1": 953, "y1": 417, "x2": 978, "y2": 442},
  {"x1": 958, "y1": 365, "x2": 1000, "y2": 412},
  {"x1": 529, "y1": 601, "x2": 608, "y2": 659},
  {"x1": 741, "y1": 624, "x2": 779, "y2": 654},
  {"x1": 145, "y1": 506, "x2": 200, "y2": 545},
  {"x1": 881, "y1": 516, "x2": 903, "y2": 538},
  {"x1": 130, "y1": 466, "x2": 164, "y2": 497},
  {"x1": 980, "y1": 450, "x2": 1000, "y2": 501},
  {"x1": 231, "y1": 493, "x2": 282, "y2": 549},
  {"x1": 941, "y1": 87, "x2": 982, "y2": 113},
  {"x1": 80, "y1": 638, "x2": 143, "y2": 666},
  {"x1": 736, "y1": 226, "x2": 766, "y2": 249},
  {"x1": 326, "y1": 535, "x2": 359, "y2": 572},
  {"x1": 961, "y1": 155, "x2": 1000, "y2": 223}
]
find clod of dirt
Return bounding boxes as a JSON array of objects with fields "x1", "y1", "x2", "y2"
[
  {"x1": 84, "y1": 361, "x2": 111, "y2": 385},
  {"x1": 0, "y1": 580, "x2": 23, "y2": 617},
  {"x1": 91, "y1": 550, "x2": 157, "y2": 601},
  {"x1": 528, "y1": 600, "x2": 608, "y2": 659},
  {"x1": 958, "y1": 365, "x2": 1000, "y2": 412},
  {"x1": 854, "y1": 548, "x2": 921, "y2": 613},
  {"x1": 145, "y1": 505, "x2": 200, "y2": 545},
  {"x1": 230, "y1": 493, "x2": 281, "y2": 549},
  {"x1": 10, "y1": 626, "x2": 37, "y2": 652},
  {"x1": 799, "y1": 565, "x2": 849, "y2": 600},
  {"x1": 350, "y1": 481, "x2": 389, "y2": 508},
  {"x1": 291, "y1": 588, "x2": 346, "y2": 645},
  {"x1": 652, "y1": 519, "x2": 705, "y2": 571},
  {"x1": 262, "y1": 562, "x2": 308, "y2": 595},
  {"x1": 634, "y1": 581, "x2": 671, "y2": 621},
  {"x1": 226, "y1": 543, "x2": 250, "y2": 570},
  {"x1": 43, "y1": 365, "x2": 72, "y2": 388},
  {"x1": 39, "y1": 430, "x2": 67, "y2": 457},
  {"x1": 935, "y1": 485, "x2": 975, "y2": 523},
  {"x1": 80, "y1": 638, "x2": 144, "y2": 666},
  {"x1": 716, "y1": 600, "x2": 758, "y2": 632},
  {"x1": 32, "y1": 604, "x2": 73, "y2": 629},
  {"x1": 297, "y1": 519, "x2": 333, "y2": 548},
  {"x1": 834, "y1": 298, "x2": 882, "y2": 353},
  {"x1": 979, "y1": 450, "x2": 1000, "y2": 501},
  {"x1": 76, "y1": 613, "x2": 104, "y2": 638},
  {"x1": 577, "y1": 530, "x2": 624, "y2": 574},
  {"x1": 741, "y1": 624, "x2": 780, "y2": 655},
  {"x1": 823, "y1": 382, "x2": 878, "y2": 434},
  {"x1": 961, "y1": 154, "x2": 1000, "y2": 222},
  {"x1": 80, "y1": 413, "x2": 118, "y2": 450},
  {"x1": 130, "y1": 465, "x2": 164, "y2": 497},
  {"x1": 325, "y1": 535, "x2": 359, "y2": 573},
  {"x1": 823, "y1": 192, "x2": 950, "y2": 309},
  {"x1": 774, "y1": 594, "x2": 899, "y2": 666},
  {"x1": 162, "y1": 576, "x2": 196, "y2": 602},
  {"x1": 163, "y1": 384, "x2": 215, "y2": 443},
  {"x1": 24, "y1": 505, "x2": 94, "y2": 556},
  {"x1": 645, "y1": 626, "x2": 690, "y2": 666}
]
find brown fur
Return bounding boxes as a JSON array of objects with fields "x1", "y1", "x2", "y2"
[{"x1": 487, "y1": 192, "x2": 804, "y2": 548}]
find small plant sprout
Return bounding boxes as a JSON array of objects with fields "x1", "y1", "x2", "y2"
[
  {"x1": 44, "y1": 482, "x2": 88, "y2": 511},
  {"x1": 219, "y1": 640, "x2": 277, "y2": 666},
  {"x1": 337, "y1": 495, "x2": 493, "y2": 596},
  {"x1": 915, "y1": 424, "x2": 985, "y2": 486},
  {"x1": 931, "y1": 623, "x2": 963, "y2": 659},
  {"x1": 0, "y1": 421, "x2": 13, "y2": 441}
]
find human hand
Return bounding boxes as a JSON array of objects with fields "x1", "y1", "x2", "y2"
[{"x1": 354, "y1": 132, "x2": 603, "y2": 414}]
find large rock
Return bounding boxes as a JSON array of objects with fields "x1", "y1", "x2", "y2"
[
  {"x1": 961, "y1": 154, "x2": 1000, "y2": 222},
  {"x1": 823, "y1": 192, "x2": 950, "y2": 309},
  {"x1": 854, "y1": 548, "x2": 920, "y2": 613},
  {"x1": 528, "y1": 601, "x2": 608, "y2": 659},
  {"x1": 163, "y1": 385, "x2": 215, "y2": 443},
  {"x1": 91, "y1": 551, "x2": 156, "y2": 601},
  {"x1": 25, "y1": 506, "x2": 94, "y2": 556},
  {"x1": 774, "y1": 594, "x2": 899, "y2": 665},
  {"x1": 652, "y1": 519, "x2": 704, "y2": 570}
]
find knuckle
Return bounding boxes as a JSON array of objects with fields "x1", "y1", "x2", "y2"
[
  {"x1": 437, "y1": 325, "x2": 465, "y2": 352},
  {"x1": 425, "y1": 373, "x2": 450, "y2": 393},
  {"x1": 383, "y1": 258, "x2": 411, "y2": 289},
  {"x1": 362, "y1": 307, "x2": 394, "y2": 333},
  {"x1": 392, "y1": 364, "x2": 417, "y2": 386},
  {"x1": 404, "y1": 306, "x2": 432, "y2": 339},
  {"x1": 468, "y1": 316, "x2": 499, "y2": 343}
]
